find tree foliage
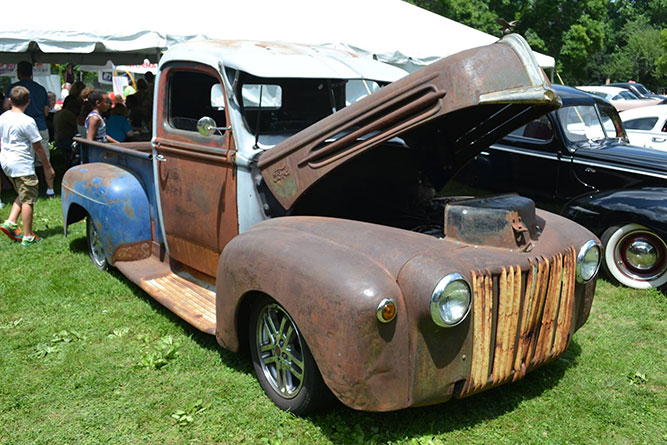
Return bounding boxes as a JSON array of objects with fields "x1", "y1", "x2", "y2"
[{"x1": 410, "y1": 0, "x2": 667, "y2": 90}]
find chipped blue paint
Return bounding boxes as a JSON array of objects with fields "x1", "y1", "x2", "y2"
[{"x1": 62, "y1": 157, "x2": 159, "y2": 265}]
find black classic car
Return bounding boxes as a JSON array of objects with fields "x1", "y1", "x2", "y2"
[{"x1": 458, "y1": 84, "x2": 667, "y2": 290}]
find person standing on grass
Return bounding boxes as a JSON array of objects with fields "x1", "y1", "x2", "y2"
[
  {"x1": 0, "y1": 86, "x2": 55, "y2": 246},
  {"x1": 85, "y1": 89, "x2": 119, "y2": 143},
  {"x1": 4, "y1": 61, "x2": 55, "y2": 197}
]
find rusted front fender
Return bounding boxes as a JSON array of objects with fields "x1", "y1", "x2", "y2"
[
  {"x1": 215, "y1": 217, "x2": 412, "y2": 411},
  {"x1": 61, "y1": 163, "x2": 153, "y2": 264}
]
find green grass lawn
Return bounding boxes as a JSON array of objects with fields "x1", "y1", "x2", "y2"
[{"x1": 0, "y1": 187, "x2": 665, "y2": 444}]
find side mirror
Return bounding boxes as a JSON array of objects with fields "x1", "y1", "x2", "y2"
[{"x1": 197, "y1": 116, "x2": 230, "y2": 137}]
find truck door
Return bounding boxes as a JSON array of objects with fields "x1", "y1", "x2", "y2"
[{"x1": 154, "y1": 63, "x2": 238, "y2": 277}]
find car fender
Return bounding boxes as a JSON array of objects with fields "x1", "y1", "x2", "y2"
[
  {"x1": 215, "y1": 217, "x2": 411, "y2": 411},
  {"x1": 561, "y1": 187, "x2": 667, "y2": 238},
  {"x1": 61, "y1": 162, "x2": 153, "y2": 265}
]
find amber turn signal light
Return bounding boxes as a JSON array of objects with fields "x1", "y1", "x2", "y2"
[{"x1": 376, "y1": 298, "x2": 397, "y2": 323}]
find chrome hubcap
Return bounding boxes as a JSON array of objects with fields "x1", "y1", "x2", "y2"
[
  {"x1": 615, "y1": 230, "x2": 667, "y2": 280},
  {"x1": 88, "y1": 222, "x2": 106, "y2": 268},
  {"x1": 625, "y1": 240, "x2": 657, "y2": 270},
  {"x1": 256, "y1": 304, "x2": 304, "y2": 398}
]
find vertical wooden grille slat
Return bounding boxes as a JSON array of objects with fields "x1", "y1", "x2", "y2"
[
  {"x1": 534, "y1": 253, "x2": 563, "y2": 365},
  {"x1": 492, "y1": 266, "x2": 522, "y2": 384},
  {"x1": 460, "y1": 248, "x2": 577, "y2": 397},
  {"x1": 553, "y1": 247, "x2": 576, "y2": 356},
  {"x1": 513, "y1": 260, "x2": 536, "y2": 382},
  {"x1": 470, "y1": 271, "x2": 483, "y2": 392},
  {"x1": 469, "y1": 271, "x2": 493, "y2": 392}
]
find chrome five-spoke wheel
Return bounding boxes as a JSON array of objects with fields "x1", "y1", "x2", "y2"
[
  {"x1": 249, "y1": 297, "x2": 332, "y2": 414},
  {"x1": 602, "y1": 223, "x2": 667, "y2": 289},
  {"x1": 86, "y1": 217, "x2": 108, "y2": 270},
  {"x1": 256, "y1": 303, "x2": 304, "y2": 398}
]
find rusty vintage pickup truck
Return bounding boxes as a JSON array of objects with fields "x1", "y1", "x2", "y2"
[{"x1": 62, "y1": 35, "x2": 601, "y2": 414}]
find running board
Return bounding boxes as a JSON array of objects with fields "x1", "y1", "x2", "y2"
[{"x1": 115, "y1": 256, "x2": 216, "y2": 334}]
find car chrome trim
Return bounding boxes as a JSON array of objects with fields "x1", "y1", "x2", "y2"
[
  {"x1": 430, "y1": 273, "x2": 471, "y2": 328},
  {"x1": 491, "y1": 143, "x2": 667, "y2": 180},
  {"x1": 576, "y1": 239, "x2": 601, "y2": 283},
  {"x1": 570, "y1": 159, "x2": 667, "y2": 180},
  {"x1": 490, "y1": 144, "x2": 560, "y2": 161},
  {"x1": 376, "y1": 298, "x2": 397, "y2": 323}
]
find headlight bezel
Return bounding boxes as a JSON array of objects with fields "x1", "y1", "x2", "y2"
[
  {"x1": 429, "y1": 273, "x2": 472, "y2": 328},
  {"x1": 577, "y1": 239, "x2": 602, "y2": 283}
]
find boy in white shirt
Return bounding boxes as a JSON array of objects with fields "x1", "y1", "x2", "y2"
[{"x1": 0, "y1": 86, "x2": 55, "y2": 246}]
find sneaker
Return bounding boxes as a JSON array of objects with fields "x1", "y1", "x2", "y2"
[
  {"x1": 46, "y1": 189, "x2": 55, "y2": 197},
  {"x1": 21, "y1": 234, "x2": 41, "y2": 246},
  {"x1": 0, "y1": 220, "x2": 22, "y2": 242}
]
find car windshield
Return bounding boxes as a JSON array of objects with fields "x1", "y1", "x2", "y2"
[
  {"x1": 558, "y1": 105, "x2": 605, "y2": 144},
  {"x1": 597, "y1": 102, "x2": 628, "y2": 141},
  {"x1": 236, "y1": 73, "x2": 382, "y2": 137},
  {"x1": 558, "y1": 103, "x2": 626, "y2": 147},
  {"x1": 615, "y1": 90, "x2": 639, "y2": 100}
]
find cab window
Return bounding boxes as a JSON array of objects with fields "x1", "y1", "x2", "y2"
[
  {"x1": 168, "y1": 70, "x2": 226, "y2": 132},
  {"x1": 507, "y1": 115, "x2": 553, "y2": 141}
]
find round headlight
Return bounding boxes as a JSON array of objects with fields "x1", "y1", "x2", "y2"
[
  {"x1": 430, "y1": 273, "x2": 471, "y2": 327},
  {"x1": 577, "y1": 240, "x2": 601, "y2": 283}
]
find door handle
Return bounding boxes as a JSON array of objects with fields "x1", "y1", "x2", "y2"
[{"x1": 651, "y1": 137, "x2": 666, "y2": 143}]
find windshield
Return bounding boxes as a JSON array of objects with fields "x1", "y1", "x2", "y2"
[
  {"x1": 236, "y1": 73, "x2": 382, "y2": 136},
  {"x1": 615, "y1": 90, "x2": 639, "y2": 100},
  {"x1": 597, "y1": 102, "x2": 628, "y2": 141},
  {"x1": 557, "y1": 103, "x2": 627, "y2": 147}
]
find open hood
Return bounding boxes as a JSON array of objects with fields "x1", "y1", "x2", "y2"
[{"x1": 258, "y1": 34, "x2": 561, "y2": 210}]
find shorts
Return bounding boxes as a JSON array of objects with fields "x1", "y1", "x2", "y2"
[
  {"x1": 8, "y1": 174, "x2": 39, "y2": 205},
  {"x1": 34, "y1": 129, "x2": 50, "y2": 167}
]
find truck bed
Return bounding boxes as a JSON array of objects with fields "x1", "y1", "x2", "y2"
[{"x1": 74, "y1": 137, "x2": 160, "y2": 243}]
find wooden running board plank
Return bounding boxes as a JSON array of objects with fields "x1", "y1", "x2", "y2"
[{"x1": 116, "y1": 257, "x2": 216, "y2": 334}]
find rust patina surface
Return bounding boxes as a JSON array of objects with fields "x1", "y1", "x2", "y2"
[
  {"x1": 153, "y1": 63, "x2": 239, "y2": 276},
  {"x1": 63, "y1": 34, "x2": 600, "y2": 413},
  {"x1": 216, "y1": 210, "x2": 596, "y2": 411},
  {"x1": 258, "y1": 36, "x2": 560, "y2": 210}
]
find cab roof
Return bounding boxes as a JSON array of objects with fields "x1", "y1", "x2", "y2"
[{"x1": 159, "y1": 39, "x2": 407, "y2": 82}]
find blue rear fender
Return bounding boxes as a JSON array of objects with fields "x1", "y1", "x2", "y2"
[{"x1": 62, "y1": 163, "x2": 153, "y2": 265}]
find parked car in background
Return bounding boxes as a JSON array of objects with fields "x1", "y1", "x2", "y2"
[
  {"x1": 609, "y1": 82, "x2": 667, "y2": 101},
  {"x1": 577, "y1": 85, "x2": 662, "y2": 111},
  {"x1": 620, "y1": 105, "x2": 667, "y2": 151},
  {"x1": 458, "y1": 85, "x2": 667, "y2": 290}
]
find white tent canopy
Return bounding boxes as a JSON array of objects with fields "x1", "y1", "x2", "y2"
[{"x1": 0, "y1": 0, "x2": 555, "y2": 70}]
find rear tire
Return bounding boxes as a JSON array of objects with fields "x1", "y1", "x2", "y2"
[
  {"x1": 248, "y1": 296, "x2": 332, "y2": 415},
  {"x1": 601, "y1": 223, "x2": 667, "y2": 289},
  {"x1": 86, "y1": 217, "x2": 108, "y2": 271}
]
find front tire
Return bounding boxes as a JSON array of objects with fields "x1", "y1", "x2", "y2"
[
  {"x1": 86, "y1": 217, "x2": 108, "y2": 271},
  {"x1": 248, "y1": 296, "x2": 332, "y2": 414},
  {"x1": 601, "y1": 223, "x2": 667, "y2": 289}
]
